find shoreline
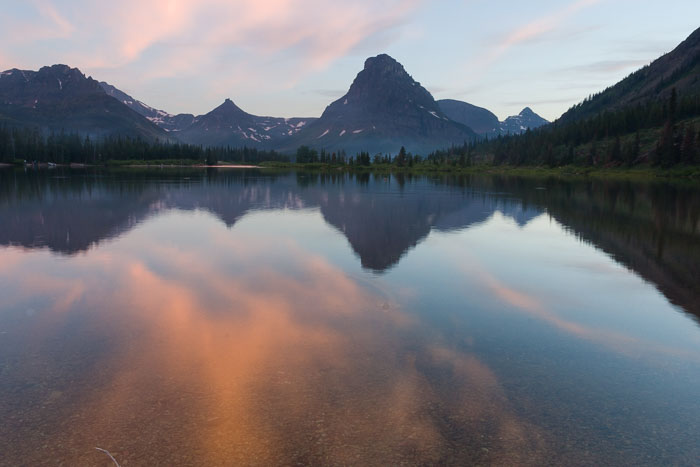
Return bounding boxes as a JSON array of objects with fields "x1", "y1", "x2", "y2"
[
  {"x1": 116, "y1": 164, "x2": 262, "y2": 168},
  {"x1": 259, "y1": 163, "x2": 700, "y2": 181},
  {"x1": 3, "y1": 161, "x2": 699, "y2": 180}
]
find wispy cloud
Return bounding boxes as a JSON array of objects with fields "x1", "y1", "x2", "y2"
[
  {"x1": 489, "y1": 0, "x2": 602, "y2": 61},
  {"x1": 465, "y1": 0, "x2": 603, "y2": 73},
  {"x1": 32, "y1": 0, "x2": 75, "y2": 38},
  {"x1": 3, "y1": 0, "x2": 422, "y2": 80},
  {"x1": 565, "y1": 58, "x2": 650, "y2": 73}
]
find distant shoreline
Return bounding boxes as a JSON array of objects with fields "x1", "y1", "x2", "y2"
[
  {"x1": 117, "y1": 164, "x2": 261, "y2": 168},
  {"x1": 3, "y1": 161, "x2": 698, "y2": 181},
  {"x1": 0, "y1": 162, "x2": 262, "y2": 169}
]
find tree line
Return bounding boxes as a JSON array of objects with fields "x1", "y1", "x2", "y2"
[{"x1": 0, "y1": 126, "x2": 289, "y2": 164}]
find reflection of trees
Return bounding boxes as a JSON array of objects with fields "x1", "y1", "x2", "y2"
[
  {"x1": 1, "y1": 168, "x2": 698, "y2": 317},
  {"x1": 480, "y1": 176, "x2": 700, "y2": 318}
]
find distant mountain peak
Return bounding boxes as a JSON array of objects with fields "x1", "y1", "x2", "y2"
[
  {"x1": 330, "y1": 53, "x2": 437, "y2": 116},
  {"x1": 363, "y1": 54, "x2": 404, "y2": 73},
  {"x1": 501, "y1": 107, "x2": 549, "y2": 134},
  {"x1": 284, "y1": 54, "x2": 475, "y2": 155},
  {"x1": 212, "y1": 98, "x2": 248, "y2": 116},
  {"x1": 438, "y1": 99, "x2": 548, "y2": 136},
  {"x1": 0, "y1": 64, "x2": 166, "y2": 140},
  {"x1": 40, "y1": 64, "x2": 78, "y2": 73}
]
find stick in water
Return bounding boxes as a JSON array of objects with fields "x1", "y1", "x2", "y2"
[{"x1": 95, "y1": 447, "x2": 121, "y2": 467}]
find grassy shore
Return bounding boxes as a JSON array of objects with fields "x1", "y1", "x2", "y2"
[
  {"x1": 104, "y1": 159, "x2": 261, "y2": 167},
  {"x1": 259, "y1": 161, "x2": 700, "y2": 181},
  {"x1": 5, "y1": 159, "x2": 699, "y2": 181}
]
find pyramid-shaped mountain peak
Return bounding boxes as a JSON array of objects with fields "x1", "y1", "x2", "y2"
[
  {"x1": 212, "y1": 98, "x2": 248, "y2": 116},
  {"x1": 363, "y1": 54, "x2": 405, "y2": 72},
  {"x1": 282, "y1": 54, "x2": 476, "y2": 155}
]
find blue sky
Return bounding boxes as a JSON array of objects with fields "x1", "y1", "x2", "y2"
[{"x1": 0, "y1": 0, "x2": 698, "y2": 120}]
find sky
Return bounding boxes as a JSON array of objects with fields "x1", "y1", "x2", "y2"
[{"x1": 0, "y1": 0, "x2": 698, "y2": 121}]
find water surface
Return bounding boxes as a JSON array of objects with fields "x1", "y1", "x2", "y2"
[{"x1": 1, "y1": 168, "x2": 699, "y2": 465}]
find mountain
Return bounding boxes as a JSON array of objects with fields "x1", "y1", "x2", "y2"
[
  {"x1": 284, "y1": 54, "x2": 477, "y2": 155},
  {"x1": 99, "y1": 81, "x2": 194, "y2": 132},
  {"x1": 499, "y1": 107, "x2": 549, "y2": 134},
  {"x1": 559, "y1": 26, "x2": 700, "y2": 123},
  {"x1": 437, "y1": 99, "x2": 501, "y2": 136},
  {"x1": 176, "y1": 98, "x2": 315, "y2": 148},
  {"x1": 0, "y1": 65, "x2": 167, "y2": 140},
  {"x1": 438, "y1": 100, "x2": 549, "y2": 136}
]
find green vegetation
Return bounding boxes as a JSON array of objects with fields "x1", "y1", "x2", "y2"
[{"x1": 0, "y1": 126, "x2": 288, "y2": 165}]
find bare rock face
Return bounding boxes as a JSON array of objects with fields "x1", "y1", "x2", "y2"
[
  {"x1": 285, "y1": 54, "x2": 477, "y2": 156},
  {"x1": 438, "y1": 100, "x2": 549, "y2": 137},
  {"x1": 99, "y1": 81, "x2": 195, "y2": 132},
  {"x1": 0, "y1": 65, "x2": 166, "y2": 139},
  {"x1": 176, "y1": 98, "x2": 316, "y2": 148}
]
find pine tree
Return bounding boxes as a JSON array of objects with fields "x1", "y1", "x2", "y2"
[
  {"x1": 587, "y1": 140, "x2": 597, "y2": 166},
  {"x1": 395, "y1": 146, "x2": 407, "y2": 167},
  {"x1": 681, "y1": 125, "x2": 696, "y2": 164},
  {"x1": 669, "y1": 87, "x2": 678, "y2": 124},
  {"x1": 608, "y1": 136, "x2": 622, "y2": 165}
]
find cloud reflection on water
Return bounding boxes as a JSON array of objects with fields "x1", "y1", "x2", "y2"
[{"x1": 0, "y1": 211, "x2": 548, "y2": 466}]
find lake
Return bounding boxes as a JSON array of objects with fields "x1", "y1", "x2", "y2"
[{"x1": 1, "y1": 168, "x2": 699, "y2": 466}]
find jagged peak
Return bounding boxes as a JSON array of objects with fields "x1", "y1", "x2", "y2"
[
  {"x1": 360, "y1": 54, "x2": 412, "y2": 81},
  {"x1": 38, "y1": 64, "x2": 85, "y2": 77},
  {"x1": 220, "y1": 98, "x2": 245, "y2": 110},
  {"x1": 364, "y1": 53, "x2": 401, "y2": 69},
  {"x1": 205, "y1": 98, "x2": 252, "y2": 119}
]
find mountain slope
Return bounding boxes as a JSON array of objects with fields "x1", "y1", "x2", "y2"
[
  {"x1": 285, "y1": 54, "x2": 477, "y2": 155},
  {"x1": 559, "y1": 26, "x2": 700, "y2": 123},
  {"x1": 0, "y1": 65, "x2": 167, "y2": 140},
  {"x1": 176, "y1": 98, "x2": 315, "y2": 148},
  {"x1": 99, "y1": 81, "x2": 195, "y2": 132},
  {"x1": 437, "y1": 99, "x2": 501, "y2": 136},
  {"x1": 438, "y1": 100, "x2": 549, "y2": 136}
]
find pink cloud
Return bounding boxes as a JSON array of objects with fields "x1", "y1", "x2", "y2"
[
  {"x1": 33, "y1": 0, "x2": 74, "y2": 38},
  {"x1": 466, "y1": 0, "x2": 603, "y2": 72},
  {"x1": 5, "y1": 0, "x2": 421, "y2": 79}
]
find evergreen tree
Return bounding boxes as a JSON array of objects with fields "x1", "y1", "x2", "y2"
[
  {"x1": 608, "y1": 136, "x2": 622, "y2": 164},
  {"x1": 681, "y1": 124, "x2": 697, "y2": 164},
  {"x1": 395, "y1": 146, "x2": 407, "y2": 167}
]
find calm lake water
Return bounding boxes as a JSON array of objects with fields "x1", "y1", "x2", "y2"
[{"x1": 1, "y1": 168, "x2": 699, "y2": 466}]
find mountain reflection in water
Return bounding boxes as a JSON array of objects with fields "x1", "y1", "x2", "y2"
[
  {"x1": 0, "y1": 168, "x2": 697, "y2": 315},
  {"x1": 0, "y1": 168, "x2": 699, "y2": 465}
]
